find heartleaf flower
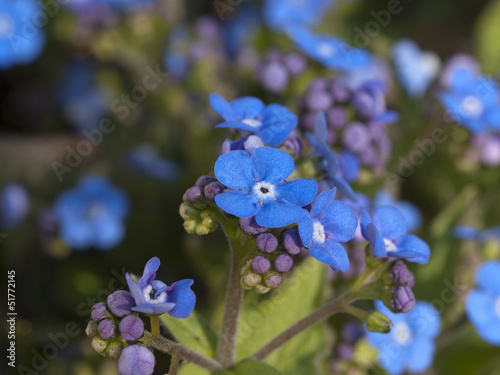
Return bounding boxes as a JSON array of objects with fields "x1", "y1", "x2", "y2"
[
  {"x1": 209, "y1": 93, "x2": 298, "y2": 147},
  {"x1": 360, "y1": 206, "x2": 430, "y2": 263},
  {"x1": 214, "y1": 147, "x2": 318, "y2": 228},
  {"x1": 298, "y1": 188, "x2": 357, "y2": 271},
  {"x1": 126, "y1": 257, "x2": 196, "y2": 317}
]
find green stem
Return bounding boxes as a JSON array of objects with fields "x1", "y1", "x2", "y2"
[
  {"x1": 150, "y1": 315, "x2": 160, "y2": 338},
  {"x1": 143, "y1": 332, "x2": 222, "y2": 372},
  {"x1": 251, "y1": 290, "x2": 357, "y2": 361},
  {"x1": 168, "y1": 347, "x2": 180, "y2": 375}
]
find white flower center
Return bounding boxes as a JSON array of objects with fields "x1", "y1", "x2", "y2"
[
  {"x1": 384, "y1": 238, "x2": 398, "y2": 253},
  {"x1": 312, "y1": 221, "x2": 326, "y2": 245},
  {"x1": 143, "y1": 285, "x2": 167, "y2": 304},
  {"x1": 461, "y1": 96, "x2": 483, "y2": 117},
  {"x1": 253, "y1": 181, "x2": 276, "y2": 202},
  {"x1": 317, "y1": 42, "x2": 335, "y2": 58},
  {"x1": 495, "y1": 296, "x2": 500, "y2": 318},
  {"x1": 0, "y1": 14, "x2": 13, "y2": 39},
  {"x1": 393, "y1": 321, "x2": 412, "y2": 346},
  {"x1": 241, "y1": 118, "x2": 263, "y2": 128},
  {"x1": 86, "y1": 202, "x2": 106, "y2": 220}
]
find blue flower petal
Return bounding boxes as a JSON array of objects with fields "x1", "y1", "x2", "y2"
[
  {"x1": 322, "y1": 201, "x2": 357, "y2": 243},
  {"x1": 138, "y1": 257, "x2": 161, "y2": 289},
  {"x1": 258, "y1": 104, "x2": 298, "y2": 146},
  {"x1": 277, "y1": 179, "x2": 318, "y2": 206},
  {"x1": 214, "y1": 150, "x2": 256, "y2": 191},
  {"x1": 328, "y1": 176, "x2": 358, "y2": 202},
  {"x1": 466, "y1": 290, "x2": 498, "y2": 331},
  {"x1": 475, "y1": 261, "x2": 500, "y2": 295},
  {"x1": 214, "y1": 191, "x2": 258, "y2": 218},
  {"x1": 373, "y1": 206, "x2": 407, "y2": 240},
  {"x1": 309, "y1": 240, "x2": 350, "y2": 272},
  {"x1": 166, "y1": 279, "x2": 196, "y2": 318},
  {"x1": 60, "y1": 220, "x2": 94, "y2": 250},
  {"x1": 407, "y1": 301, "x2": 441, "y2": 339},
  {"x1": 298, "y1": 211, "x2": 314, "y2": 247},
  {"x1": 310, "y1": 188, "x2": 336, "y2": 218},
  {"x1": 230, "y1": 96, "x2": 264, "y2": 119},
  {"x1": 215, "y1": 121, "x2": 264, "y2": 132},
  {"x1": 132, "y1": 302, "x2": 176, "y2": 315},
  {"x1": 406, "y1": 337, "x2": 435, "y2": 373},
  {"x1": 394, "y1": 235, "x2": 430, "y2": 264},
  {"x1": 126, "y1": 273, "x2": 147, "y2": 307},
  {"x1": 251, "y1": 147, "x2": 294, "y2": 184},
  {"x1": 93, "y1": 218, "x2": 125, "y2": 250},
  {"x1": 256, "y1": 200, "x2": 305, "y2": 228},
  {"x1": 367, "y1": 223, "x2": 387, "y2": 257},
  {"x1": 210, "y1": 93, "x2": 237, "y2": 121},
  {"x1": 360, "y1": 209, "x2": 372, "y2": 239}
]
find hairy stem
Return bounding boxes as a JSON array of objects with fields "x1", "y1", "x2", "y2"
[
  {"x1": 168, "y1": 347, "x2": 180, "y2": 375},
  {"x1": 251, "y1": 290, "x2": 357, "y2": 361},
  {"x1": 143, "y1": 332, "x2": 223, "y2": 372}
]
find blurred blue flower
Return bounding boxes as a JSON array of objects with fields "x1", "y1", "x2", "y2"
[
  {"x1": 57, "y1": 60, "x2": 109, "y2": 131},
  {"x1": 454, "y1": 225, "x2": 500, "y2": 243},
  {"x1": 352, "y1": 81, "x2": 399, "y2": 125},
  {"x1": 214, "y1": 147, "x2": 317, "y2": 228},
  {"x1": 340, "y1": 57, "x2": 391, "y2": 91},
  {"x1": 392, "y1": 39, "x2": 440, "y2": 97},
  {"x1": 338, "y1": 150, "x2": 361, "y2": 183},
  {"x1": 118, "y1": 345, "x2": 155, "y2": 375},
  {"x1": 439, "y1": 54, "x2": 479, "y2": 89},
  {"x1": 263, "y1": 0, "x2": 334, "y2": 32},
  {"x1": 466, "y1": 261, "x2": 500, "y2": 345},
  {"x1": 126, "y1": 257, "x2": 196, "y2": 317},
  {"x1": 439, "y1": 69, "x2": 500, "y2": 134},
  {"x1": 287, "y1": 26, "x2": 371, "y2": 71},
  {"x1": 361, "y1": 206, "x2": 430, "y2": 263},
  {"x1": 127, "y1": 145, "x2": 179, "y2": 182},
  {"x1": 306, "y1": 112, "x2": 358, "y2": 201},
  {"x1": 210, "y1": 93, "x2": 298, "y2": 147},
  {"x1": 164, "y1": 26, "x2": 190, "y2": 79},
  {"x1": 223, "y1": 4, "x2": 260, "y2": 58},
  {"x1": 0, "y1": 183, "x2": 29, "y2": 229},
  {"x1": 0, "y1": 0, "x2": 45, "y2": 69},
  {"x1": 366, "y1": 300, "x2": 441, "y2": 375},
  {"x1": 53, "y1": 176, "x2": 129, "y2": 250},
  {"x1": 374, "y1": 189, "x2": 422, "y2": 233},
  {"x1": 103, "y1": 0, "x2": 156, "y2": 12},
  {"x1": 298, "y1": 188, "x2": 357, "y2": 271}
]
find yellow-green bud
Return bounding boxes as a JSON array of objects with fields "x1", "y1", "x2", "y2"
[
  {"x1": 366, "y1": 311, "x2": 392, "y2": 333},
  {"x1": 254, "y1": 284, "x2": 271, "y2": 294},
  {"x1": 91, "y1": 337, "x2": 108, "y2": 355}
]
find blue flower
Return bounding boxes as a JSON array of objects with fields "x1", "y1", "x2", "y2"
[
  {"x1": 0, "y1": 0, "x2": 45, "y2": 69},
  {"x1": 53, "y1": 176, "x2": 129, "y2": 250},
  {"x1": 102, "y1": 0, "x2": 156, "y2": 12},
  {"x1": 163, "y1": 26, "x2": 190, "y2": 79},
  {"x1": 360, "y1": 206, "x2": 430, "y2": 263},
  {"x1": 298, "y1": 188, "x2": 357, "y2": 271},
  {"x1": 287, "y1": 26, "x2": 371, "y2": 71},
  {"x1": 210, "y1": 93, "x2": 298, "y2": 147},
  {"x1": 263, "y1": 0, "x2": 333, "y2": 32},
  {"x1": 306, "y1": 112, "x2": 358, "y2": 201},
  {"x1": 366, "y1": 300, "x2": 441, "y2": 375},
  {"x1": 374, "y1": 189, "x2": 422, "y2": 233},
  {"x1": 126, "y1": 257, "x2": 196, "y2": 317},
  {"x1": 214, "y1": 147, "x2": 317, "y2": 228},
  {"x1": 439, "y1": 69, "x2": 500, "y2": 134},
  {"x1": 127, "y1": 145, "x2": 179, "y2": 182},
  {"x1": 338, "y1": 151, "x2": 361, "y2": 183},
  {"x1": 0, "y1": 183, "x2": 29, "y2": 230},
  {"x1": 466, "y1": 261, "x2": 500, "y2": 345},
  {"x1": 392, "y1": 39, "x2": 440, "y2": 97},
  {"x1": 223, "y1": 4, "x2": 260, "y2": 58},
  {"x1": 453, "y1": 225, "x2": 500, "y2": 243}
]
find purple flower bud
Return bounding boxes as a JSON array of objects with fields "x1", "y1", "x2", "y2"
[
  {"x1": 274, "y1": 254, "x2": 293, "y2": 272},
  {"x1": 259, "y1": 61, "x2": 289, "y2": 93},
  {"x1": 341, "y1": 322, "x2": 363, "y2": 343},
  {"x1": 389, "y1": 260, "x2": 415, "y2": 288},
  {"x1": 91, "y1": 302, "x2": 110, "y2": 322},
  {"x1": 183, "y1": 186, "x2": 204, "y2": 204},
  {"x1": 305, "y1": 91, "x2": 334, "y2": 112},
  {"x1": 98, "y1": 319, "x2": 116, "y2": 340},
  {"x1": 256, "y1": 233, "x2": 278, "y2": 253},
  {"x1": 243, "y1": 135, "x2": 264, "y2": 154},
  {"x1": 251, "y1": 256, "x2": 271, "y2": 274},
  {"x1": 204, "y1": 181, "x2": 225, "y2": 200},
  {"x1": 326, "y1": 107, "x2": 348, "y2": 129},
  {"x1": 336, "y1": 343, "x2": 353, "y2": 360},
  {"x1": 284, "y1": 53, "x2": 307, "y2": 75},
  {"x1": 86, "y1": 321, "x2": 98, "y2": 338},
  {"x1": 478, "y1": 136, "x2": 500, "y2": 166},
  {"x1": 281, "y1": 130, "x2": 303, "y2": 159},
  {"x1": 195, "y1": 175, "x2": 216, "y2": 187},
  {"x1": 308, "y1": 78, "x2": 328, "y2": 93},
  {"x1": 330, "y1": 78, "x2": 351, "y2": 102},
  {"x1": 107, "y1": 291, "x2": 136, "y2": 318},
  {"x1": 301, "y1": 112, "x2": 317, "y2": 132},
  {"x1": 239, "y1": 217, "x2": 268, "y2": 235},
  {"x1": 119, "y1": 314, "x2": 145, "y2": 342},
  {"x1": 387, "y1": 286, "x2": 416, "y2": 313},
  {"x1": 264, "y1": 271, "x2": 282, "y2": 288},
  {"x1": 281, "y1": 228, "x2": 304, "y2": 255},
  {"x1": 352, "y1": 83, "x2": 386, "y2": 120},
  {"x1": 342, "y1": 123, "x2": 371, "y2": 153},
  {"x1": 118, "y1": 345, "x2": 155, "y2": 375}
]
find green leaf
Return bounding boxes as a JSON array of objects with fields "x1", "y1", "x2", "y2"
[
  {"x1": 235, "y1": 257, "x2": 328, "y2": 374},
  {"x1": 213, "y1": 359, "x2": 282, "y2": 375},
  {"x1": 177, "y1": 363, "x2": 210, "y2": 375},
  {"x1": 160, "y1": 310, "x2": 218, "y2": 358},
  {"x1": 476, "y1": 0, "x2": 500, "y2": 74}
]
